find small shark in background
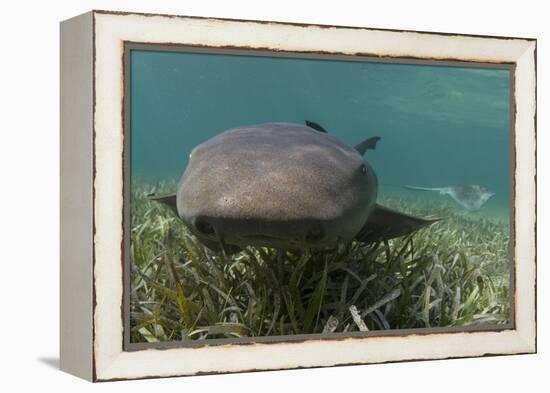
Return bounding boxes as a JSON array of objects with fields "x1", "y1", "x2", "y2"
[{"x1": 403, "y1": 185, "x2": 495, "y2": 211}]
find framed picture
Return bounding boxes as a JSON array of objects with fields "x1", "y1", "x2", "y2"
[{"x1": 60, "y1": 10, "x2": 537, "y2": 381}]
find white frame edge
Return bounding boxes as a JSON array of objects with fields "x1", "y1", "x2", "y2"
[
  {"x1": 60, "y1": 11, "x2": 94, "y2": 381},
  {"x1": 87, "y1": 11, "x2": 536, "y2": 381}
]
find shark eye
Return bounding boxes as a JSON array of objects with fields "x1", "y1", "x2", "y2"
[{"x1": 361, "y1": 164, "x2": 367, "y2": 175}]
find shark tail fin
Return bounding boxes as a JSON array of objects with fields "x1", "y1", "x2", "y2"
[{"x1": 354, "y1": 136, "x2": 381, "y2": 155}]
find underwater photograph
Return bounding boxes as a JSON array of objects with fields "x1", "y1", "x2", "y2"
[{"x1": 126, "y1": 47, "x2": 512, "y2": 345}]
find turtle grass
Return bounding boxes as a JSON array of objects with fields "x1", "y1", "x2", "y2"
[{"x1": 129, "y1": 182, "x2": 511, "y2": 343}]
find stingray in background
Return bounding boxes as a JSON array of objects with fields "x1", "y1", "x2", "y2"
[
  {"x1": 403, "y1": 185, "x2": 495, "y2": 211},
  {"x1": 149, "y1": 120, "x2": 439, "y2": 254}
]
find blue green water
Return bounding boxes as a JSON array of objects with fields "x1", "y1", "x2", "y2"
[{"x1": 130, "y1": 49, "x2": 511, "y2": 221}]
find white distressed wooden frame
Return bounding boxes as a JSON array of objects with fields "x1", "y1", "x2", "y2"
[{"x1": 60, "y1": 10, "x2": 536, "y2": 382}]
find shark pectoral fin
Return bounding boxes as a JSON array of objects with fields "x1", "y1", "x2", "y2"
[
  {"x1": 355, "y1": 204, "x2": 440, "y2": 244},
  {"x1": 147, "y1": 192, "x2": 178, "y2": 214}
]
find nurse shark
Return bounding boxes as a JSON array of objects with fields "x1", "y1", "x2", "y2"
[{"x1": 150, "y1": 121, "x2": 439, "y2": 253}]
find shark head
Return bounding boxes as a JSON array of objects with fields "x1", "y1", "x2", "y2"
[
  {"x1": 177, "y1": 122, "x2": 378, "y2": 249},
  {"x1": 150, "y1": 121, "x2": 437, "y2": 254}
]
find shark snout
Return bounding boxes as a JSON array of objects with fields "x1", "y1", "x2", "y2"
[
  {"x1": 193, "y1": 218, "x2": 217, "y2": 237},
  {"x1": 189, "y1": 215, "x2": 329, "y2": 248},
  {"x1": 305, "y1": 226, "x2": 325, "y2": 243}
]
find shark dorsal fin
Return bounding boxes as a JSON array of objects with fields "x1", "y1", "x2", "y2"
[
  {"x1": 355, "y1": 136, "x2": 381, "y2": 155},
  {"x1": 305, "y1": 120, "x2": 328, "y2": 133}
]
